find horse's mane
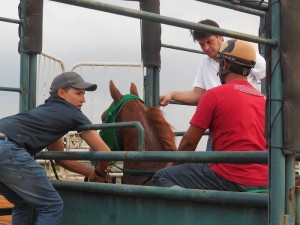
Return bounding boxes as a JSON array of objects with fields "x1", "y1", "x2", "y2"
[{"x1": 146, "y1": 107, "x2": 177, "y2": 151}]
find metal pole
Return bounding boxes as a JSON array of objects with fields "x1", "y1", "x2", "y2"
[
  {"x1": 49, "y1": 0, "x2": 276, "y2": 46},
  {"x1": 0, "y1": 17, "x2": 21, "y2": 24},
  {"x1": 268, "y1": 0, "x2": 285, "y2": 224},
  {"x1": 153, "y1": 67, "x2": 160, "y2": 107},
  {"x1": 162, "y1": 44, "x2": 203, "y2": 54},
  {"x1": 194, "y1": 0, "x2": 266, "y2": 16},
  {"x1": 77, "y1": 122, "x2": 145, "y2": 151},
  {"x1": 36, "y1": 151, "x2": 268, "y2": 163},
  {"x1": 19, "y1": 0, "x2": 30, "y2": 112},
  {"x1": 144, "y1": 67, "x2": 154, "y2": 108},
  {"x1": 29, "y1": 55, "x2": 38, "y2": 109}
]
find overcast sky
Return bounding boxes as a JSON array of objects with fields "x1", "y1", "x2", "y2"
[{"x1": 0, "y1": 0, "x2": 261, "y2": 149}]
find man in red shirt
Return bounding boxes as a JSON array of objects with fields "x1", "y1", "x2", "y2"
[{"x1": 152, "y1": 39, "x2": 268, "y2": 191}]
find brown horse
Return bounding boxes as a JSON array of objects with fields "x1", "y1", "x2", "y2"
[{"x1": 101, "y1": 80, "x2": 177, "y2": 185}]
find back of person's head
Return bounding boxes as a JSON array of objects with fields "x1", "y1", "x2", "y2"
[
  {"x1": 218, "y1": 39, "x2": 256, "y2": 77},
  {"x1": 50, "y1": 72, "x2": 97, "y2": 94},
  {"x1": 191, "y1": 19, "x2": 220, "y2": 42}
]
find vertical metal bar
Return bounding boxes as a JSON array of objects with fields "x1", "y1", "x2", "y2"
[
  {"x1": 19, "y1": 0, "x2": 30, "y2": 112},
  {"x1": 144, "y1": 67, "x2": 154, "y2": 108},
  {"x1": 28, "y1": 55, "x2": 37, "y2": 109},
  {"x1": 285, "y1": 155, "x2": 296, "y2": 224},
  {"x1": 259, "y1": 14, "x2": 266, "y2": 95},
  {"x1": 153, "y1": 67, "x2": 160, "y2": 107},
  {"x1": 268, "y1": 0, "x2": 285, "y2": 224},
  {"x1": 296, "y1": 187, "x2": 300, "y2": 224}
]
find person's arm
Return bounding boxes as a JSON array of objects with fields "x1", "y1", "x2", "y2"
[
  {"x1": 178, "y1": 125, "x2": 206, "y2": 151},
  {"x1": 47, "y1": 138, "x2": 93, "y2": 177},
  {"x1": 160, "y1": 87, "x2": 205, "y2": 106},
  {"x1": 79, "y1": 130, "x2": 111, "y2": 179}
]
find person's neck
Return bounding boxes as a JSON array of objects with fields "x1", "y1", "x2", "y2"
[
  {"x1": 211, "y1": 55, "x2": 218, "y2": 62},
  {"x1": 224, "y1": 74, "x2": 247, "y2": 84}
]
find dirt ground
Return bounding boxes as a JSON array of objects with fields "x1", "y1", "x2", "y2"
[{"x1": 0, "y1": 196, "x2": 12, "y2": 225}]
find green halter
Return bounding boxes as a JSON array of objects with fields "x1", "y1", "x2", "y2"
[
  {"x1": 100, "y1": 94, "x2": 156, "y2": 176},
  {"x1": 99, "y1": 94, "x2": 144, "y2": 151}
]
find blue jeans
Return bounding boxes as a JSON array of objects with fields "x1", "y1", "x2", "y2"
[
  {"x1": 206, "y1": 134, "x2": 213, "y2": 151},
  {"x1": 152, "y1": 163, "x2": 266, "y2": 191},
  {"x1": 0, "y1": 140, "x2": 63, "y2": 225}
]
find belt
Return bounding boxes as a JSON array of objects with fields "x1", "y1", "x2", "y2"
[{"x1": 0, "y1": 132, "x2": 8, "y2": 141}]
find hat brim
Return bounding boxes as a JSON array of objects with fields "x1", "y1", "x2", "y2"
[{"x1": 73, "y1": 82, "x2": 97, "y2": 91}]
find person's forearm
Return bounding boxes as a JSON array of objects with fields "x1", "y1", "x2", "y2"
[
  {"x1": 172, "y1": 91, "x2": 200, "y2": 104},
  {"x1": 55, "y1": 160, "x2": 93, "y2": 177},
  {"x1": 178, "y1": 140, "x2": 198, "y2": 151}
]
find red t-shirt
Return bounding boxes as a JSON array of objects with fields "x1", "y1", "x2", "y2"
[{"x1": 190, "y1": 80, "x2": 268, "y2": 186}]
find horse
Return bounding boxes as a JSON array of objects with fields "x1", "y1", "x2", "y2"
[{"x1": 100, "y1": 80, "x2": 177, "y2": 185}]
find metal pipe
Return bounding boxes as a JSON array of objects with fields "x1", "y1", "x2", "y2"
[
  {"x1": 153, "y1": 67, "x2": 160, "y2": 107},
  {"x1": 36, "y1": 151, "x2": 268, "y2": 163},
  {"x1": 49, "y1": 0, "x2": 276, "y2": 46},
  {"x1": 28, "y1": 55, "x2": 37, "y2": 109},
  {"x1": 19, "y1": 0, "x2": 30, "y2": 112},
  {"x1": 285, "y1": 155, "x2": 296, "y2": 223},
  {"x1": 296, "y1": 187, "x2": 300, "y2": 224},
  {"x1": 40, "y1": 52, "x2": 66, "y2": 72},
  {"x1": 52, "y1": 180, "x2": 268, "y2": 207},
  {"x1": 161, "y1": 44, "x2": 203, "y2": 54},
  {"x1": 77, "y1": 122, "x2": 145, "y2": 151},
  {"x1": 0, "y1": 16, "x2": 21, "y2": 24},
  {"x1": 195, "y1": 0, "x2": 266, "y2": 16},
  {"x1": 70, "y1": 62, "x2": 142, "y2": 72},
  {"x1": 0, "y1": 87, "x2": 22, "y2": 93},
  {"x1": 144, "y1": 67, "x2": 154, "y2": 108},
  {"x1": 268, "y1": 0, "x2": 285, "y2": 224}
]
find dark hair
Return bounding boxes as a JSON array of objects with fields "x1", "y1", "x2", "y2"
[{"x1": 190, "y1": 19, "x2": 220, "y2": 42}]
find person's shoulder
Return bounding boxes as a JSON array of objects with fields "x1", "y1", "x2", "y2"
[
  {"x1": 202, "y1": 85, "x2": 224, "y2": 98},
  {"x1": 45, "y1": 95, "x2": 80, "y2": 111}
]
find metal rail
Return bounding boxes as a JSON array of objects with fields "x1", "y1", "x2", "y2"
[
  {"x1": 77, "y1": 122, "x2": 145, "y2": 151},
  {"x1": 36, "y1": 151, "x2": 268, "y2": 163},
  {"x1": 50, "y1": 0, "x2": 276, "y2": 46}
]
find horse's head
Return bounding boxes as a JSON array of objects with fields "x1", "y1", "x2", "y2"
[
  {"x1": 100, "y1": 80, "x2": 145, "y2": 151},
  {"x1": 109, "y1": 79, "x2": 139, "y2": 102},
  {"x1": 100, "y1": 80, "x2": 177, "y2": 185}
]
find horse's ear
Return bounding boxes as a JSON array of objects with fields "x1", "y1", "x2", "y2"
[
  {"x1": 109, "y1": 80, "x2": 123, "y2": 102},
  {"x1": 130, "y1": 82, "x2": 139, "y2": 97}
]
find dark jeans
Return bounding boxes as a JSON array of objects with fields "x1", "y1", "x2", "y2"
[
  {"x1": 0, "y1": 140, "x2": 63, "y2": 225},
  {"x1": 206, "y1": 134, "x2": 213, "y2": 151},
  {"x1": 152, "y1": 163, "x2": 266, "y2": 191}
]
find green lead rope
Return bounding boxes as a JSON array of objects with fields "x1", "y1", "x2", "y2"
[{"x1": 110, "y1": 161, "x2": 156, "y2": 175}]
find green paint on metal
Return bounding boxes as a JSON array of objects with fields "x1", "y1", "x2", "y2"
[{"x1": 53, "y1": 181, "x2": 268, "y2": 225}]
